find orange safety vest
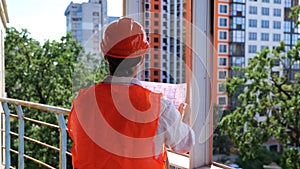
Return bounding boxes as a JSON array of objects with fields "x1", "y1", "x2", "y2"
[{"x1": 68, "y1": 82, "x2": 167, "y2": 169}]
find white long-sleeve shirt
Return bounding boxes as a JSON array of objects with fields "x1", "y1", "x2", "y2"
[{"x1": 103, "y1": 76, "x2": 195, "y2": 154}]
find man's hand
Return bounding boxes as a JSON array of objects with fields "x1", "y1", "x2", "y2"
[{"x1": 178, "y1": 103, "x2": 191, "y2": 124}]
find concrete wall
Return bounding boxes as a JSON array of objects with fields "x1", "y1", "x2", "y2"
[{"x1": 0, "y1": 0, "x2": 8, "y2": 166}]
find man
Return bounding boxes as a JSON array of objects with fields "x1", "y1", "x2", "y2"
[{"x1": 68, "y1": 17, "x2": 194, "y2": 169}]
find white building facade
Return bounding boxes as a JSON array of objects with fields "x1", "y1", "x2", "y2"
[{"x1": 65, "y1": 0, "x2": 107, "y2": 56}]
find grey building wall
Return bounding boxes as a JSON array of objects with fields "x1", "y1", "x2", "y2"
[{"x1": 65, "y1": 0, "x2": 107, "y2": 56}]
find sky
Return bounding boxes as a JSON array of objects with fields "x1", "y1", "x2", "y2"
[{"x1": 6, "y1": 0, "x2": 123, "y2": 43}]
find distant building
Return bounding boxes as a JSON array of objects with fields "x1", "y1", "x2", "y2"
[
  {"x1": 65, "y1": 0, "x2": 108, "y2": 56},
  {"x1": 108, "y1": 16, "x2": 120, "y2": 23},
  {"x1": 213, "y1": 0, "x2": 300, "y2": 111},
  {"x1": 213, "y1": 0, "x2": 300, "y2": 153},
  {"x1": 124, "y1": 0, "x2": 192, "y2": 84}
]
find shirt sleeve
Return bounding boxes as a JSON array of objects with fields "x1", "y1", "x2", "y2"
[{"x1": 157, "y1": 97, "x2": 195, "y2": 153}]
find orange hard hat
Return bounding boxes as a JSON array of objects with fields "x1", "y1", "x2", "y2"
[{"x1": 100, "y1": 17, "x2": 149, "y2": 58}]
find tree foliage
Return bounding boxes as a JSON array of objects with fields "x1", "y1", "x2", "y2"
[
  {"x1": 4, "y1": 27, "x2": 108, "y2": 168},
  {"x1": 218, "y1": 6, "x2": 300, "y2": 168},
  {"x1": 5, "y1": 27, "x2": 83, "y2": 106},
  {"x1": 219, "y1": 40, "x2": 300, "y2": 168},
  {"x1": 235, "y1": 147, "x2": 280, "y2": 169}
]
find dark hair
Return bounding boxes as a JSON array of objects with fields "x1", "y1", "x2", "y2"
[{"x1": 105, "y1": 56, "x2": 143, "y2": 77}]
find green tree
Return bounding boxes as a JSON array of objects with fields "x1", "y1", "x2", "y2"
[
  {"x1": 219, "y1": 41, "x2": 300, "y2": 168},
  {"x1": 5, "y1": 27, "x2": 108, "y2": 168},
  {"x1": 235, "y1": 147, "x2": 280, "y2": 169},
  {"x1": 218, "y1": 6, "x2": 300, "y2": 168}
]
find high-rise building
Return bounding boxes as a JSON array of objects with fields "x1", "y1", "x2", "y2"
[
  {"x1": 213, "y1": 0, "x2": 300, "y2": 111},
  {"x1": 124, "y1": 1, "x2": 215, "y2": 168},
  {"x1": 124, "y1": 0, "x2": 192, "y2": 84},
  {"x1": 65, "y1": 0, "x2": 108, "y2": 56}
]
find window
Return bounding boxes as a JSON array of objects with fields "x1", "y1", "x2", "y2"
[
  {"x1": 274, "y1": 0, "x2": 281, "y2": 4},
  {"x1": 145, "y1": 3, "x2": 150, "y2": 10},
  {"x1": 154, "y1": 4, "x2": 159, "y2": 9},
  {"x1": 154, "y1": 13, "x2": 159, "y2": 18},
  {"x1": 218, "y1": 83, "x2": 226, "y2": 93},
  {"x1": 273, "y1": 8, "x2": 281, "y2": 17},
  {"x1": 249, "y1": 45, "x2": 257, "y2": 53},
  {"x1": 231, "y1": 17, "x2": 245, "y2": 29},
  {"x1": 219, "y1": 17, "x2": 228, "y2": 27},
  {"x1": 154, "y1": 70, "x2": 159, "y2": 75},
  {"x1": 285, "y1": 0, "x2": 292, "y2": 7},
  {"x1": 231, "y1": 57, "x2": 245, "y2": 66},
  {"x1": 262, "y1": 7, "x2": 270, "y2": 15},
  {"x1": 261, "y1": 20, "x2": 269, "y2": 28},
  {"x1": 218, "y1": 70, "x2": 227, "y2": 80},
  {"x1": 218, "y1": 31, "x2": 228, "y2": 40},
  {"x1": 218, "y1": 96, "x2": 227, "y2": 106},
  {"x1": 154, "y1": 62, "x2": 159, "y2": 67},
  {"x1": 261, "y1": 33, "x2": 269, "y2": 41},
  {"x1": 145, "y1": 62, "x2": 150, "y2": 68},
  {"x1": 249, "y1": 6, "x2": 257, "y2": 14},
  {"x1": 284, "y1": 34, "x2": 291, "y2": 44},
  {"x1": 154, "y1": 37, "x2": 159, "y2": 43},
  {"x1": 230, "y1": 44, "x2": 245, "y2": 55},
  {"x1": 262, "y1": 0, "x2": 269, "y2": 2},
  {"x1": 273, "y1": 33, "x2": 281, "y2": 41},
  {"x1": 273, "y1": 21, "x2": 281, "y2": 29},
  {"x1": 218, "y1": 57, "x2": 228, "y2": 67},
  {"x1": 249, "y1": 19, "x2": 257, "y2": 27},
  {"x1": 154, "y1": 54, "x2": 159, "y2": 59},
  {"x1": 145, "y1": 20, "x2": 150, "y2": 26},
  {"x1": 145, "y1": 12, "x2": 150, "y2": 18},
  {"x1": 284, "y1": 21, "x2": 291, "y2": 32},
  {"x1": 218, "y1": 44, "x2": 228, "y2": 54},
  {"x1": 231, "y1": 4, "x2": 245, "y2": 16},
  {"x1": 249, "y1": 32, "x2": 257, "y2": 40},
  {"x1": 231, "y1": 31, "x2": 245, "y2": 42},
  {"x1": 93, "y1": 12, "x2": 99, "y2": 16},
  {"x1": 261, "y1": 45, "x2": 266, "y2": 51},
  {"x1": 219, "y1": 4, "x2": 228, "y2": 14},
  {"x1": 154, "y1": 21, "x2": 159, "y2": 26},
  {"x1": 292, "y1": 34, "x2": 299, "y2": 44}
]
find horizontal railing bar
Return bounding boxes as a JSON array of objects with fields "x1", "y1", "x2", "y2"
[
  {"x1": 24, "y1": 116, "x2": 60, "y2": 129},
  {"x1": 9, "y1": 113, "x2": 17, "y2": 118},
  {"x1": 212, "y1": 162, "x2": 234, "y2": 169},
  {"x1": 0, "y1": 97, "x2": 70, "y2": 115},
  {"x1": 66, "y1": 151, "x2": 72, "y2": 156},
  {"x1": 10, "y1": 131, "x2": 72, "y2": 156},
  {"x1": 10, "y1": 131, "x2": 60, "y2": 152},
  {"x1": 9, "y1": 111, "x2": 60, "y2": 129},
  {"x1": 10, "y1": 148, "x2": 55, "y2": 169}
]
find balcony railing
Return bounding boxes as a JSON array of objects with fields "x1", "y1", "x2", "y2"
[
  {"x1": 0, "y1": 97, "x2": 70, "y2": 169},
  {"x1": 0, "y1": 97, "x2": 232, "y2": 169}
]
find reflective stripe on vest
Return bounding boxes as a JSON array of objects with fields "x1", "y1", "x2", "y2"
[{"x1": 68, "y1": 83, "x2": 167, "y2": 169}]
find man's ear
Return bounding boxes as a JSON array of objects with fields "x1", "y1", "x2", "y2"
[{"x1": 104, "y1": 55, "x2": 108, "y2": 62}]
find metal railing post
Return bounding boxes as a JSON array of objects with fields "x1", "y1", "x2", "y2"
[
  {"x1": 56, "y1": 114, "x2": 67, "y2": 169},
  {"x1": 16, "y1": 105, "x2": 25, "y2": 169},
  {"x1": 2, "y1": 102, "x2": 10, "y2": 168}
]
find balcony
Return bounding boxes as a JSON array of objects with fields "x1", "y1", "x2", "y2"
[{"x1": 0, "y1": 97, "x2": 233, "y2": 169}]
